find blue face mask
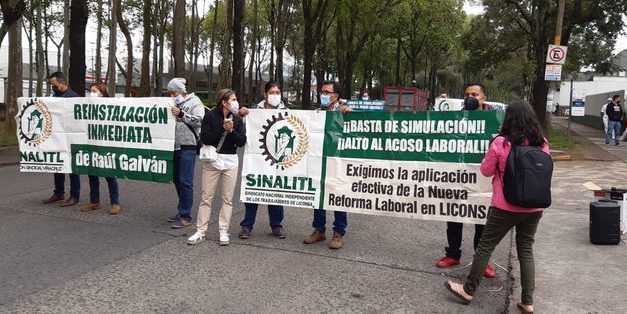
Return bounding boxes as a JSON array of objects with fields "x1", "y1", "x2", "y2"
[{"x1": 320, "y1": 95, "x2": 331, "y2": 107}]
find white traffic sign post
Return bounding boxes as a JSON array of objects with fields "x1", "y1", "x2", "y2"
[
  {"x1": 545, "y1": 64, "x2": 562, "y2": 81},
  {"x1": 546, "y1": 45, "x2": 568, "y2": 64}
]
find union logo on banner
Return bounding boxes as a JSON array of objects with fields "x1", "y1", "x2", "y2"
[
  {"x1": 18, "y1": 98, "x2": 53, "y2": 147},
  {"x1": 259, "y1": 112, "x2": 309, "y2": 170}
]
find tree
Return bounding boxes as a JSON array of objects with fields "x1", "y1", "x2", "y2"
[
  {"x1": 0, "y1": 0, "x2": 26, "y2": 46},
  {"x1": 107, "y1": 0, "x2": 118, "y2": 96},
  {"x1": 301, "y1": 0, "x2": 330, "y2": 109},
  {"x1": 138, "y1": 0, "x2": 152, "y2": 96},
  {"x1": 94, "y1": 0, "x2": 104, "y2": 82},
  {"x1": 4, "y1": 10, "x2": 22, "y2": 133},
  {"x1": 475, "y1": 0, "x2": 627, "y2": 129},
  {"x1": 69, "y1": 0, "x2": 88, "y2": 97},
  {"x1": 172, "y1": 0, "x2": 186, "y2": 77},
  {"x1": 232, "y1": 0, "x2": 245, "y2": 97},
  {"x1": 115, "y1": 0, "x2": 133, "y2": 96}
]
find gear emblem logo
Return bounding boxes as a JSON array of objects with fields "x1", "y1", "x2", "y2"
[
  {"x1": 259, "y1": 112, "x2": 309, "y2": 170},
  {"x1": 18, "y1": 98, "x2": 53, "y2": 147}
]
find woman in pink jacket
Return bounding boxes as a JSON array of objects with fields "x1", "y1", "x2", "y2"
[{"x1": 445, "y1": 101, "x2": 549, "y2": 314}]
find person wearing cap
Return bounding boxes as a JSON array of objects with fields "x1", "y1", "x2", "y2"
[{"x1": 165, "y1": 78, "x2": 206, "y2": 229}]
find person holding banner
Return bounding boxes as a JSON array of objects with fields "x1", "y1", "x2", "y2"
[
  {"x1": 42, "y1": 72, "x2": 81, "y2": 207},
  {"x1": 238, "y1": 82, "x2": 288, "y2": 240},
  {"x1": 166, "y1": 78, "x2": 206, "y2": 229},
  {"x1": 303, "y1": 80, "x2": 352, "y2": 249},
  {"x1": 78, "y1": 83, "x2": 122, "y2": 215},
  {"x1": 187, "y1": 89, "x2": 246, "y2": 246},
  {"x1": 436, "y1": 83, "x2": 495, "y2": 278},
  {"x1": 445, "y1": 101, "x2": 549, "y2": 314}
]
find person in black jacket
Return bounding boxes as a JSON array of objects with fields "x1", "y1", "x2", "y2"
[
  {"x1": 42, "y1": 72, "x2": 81, "y2": 207},
  {"x1": 187, "y1": 89, "x2": 246, "y2": 246},
  {"x1": 605, "y1": 94, "x2": 624, "y2": 146}
]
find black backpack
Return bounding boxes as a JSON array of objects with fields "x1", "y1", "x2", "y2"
[{"x1": 502, "y1": 142, "x2": 553, "y2": 208}]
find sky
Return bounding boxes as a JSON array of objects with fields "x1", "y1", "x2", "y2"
[{"x1": 463, "y1": 0, "x2": 627, "y2": 54}]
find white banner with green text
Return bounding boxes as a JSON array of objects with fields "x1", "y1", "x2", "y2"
[
  {"x1": 16, "y1": 97, "x2": 176, "y2": 183},
  {"x1": 240, "y1": 110, "x2": 503, "y2": 224}
]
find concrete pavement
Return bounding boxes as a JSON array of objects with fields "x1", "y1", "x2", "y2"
[{"x1": 1, "y1": 117, "x2": 626, "y2": 312}]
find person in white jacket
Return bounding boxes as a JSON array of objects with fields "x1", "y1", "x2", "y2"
[{"x1": 601, "y1": 98, "x2": 611, "y2": 138}]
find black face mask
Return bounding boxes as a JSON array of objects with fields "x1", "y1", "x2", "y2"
[
  {"x1": 51, "y1": 86, "x2": 62, "y2": 96},
  {"x1": 463, "y1": 97, "x2": 480, "y2": 111}
]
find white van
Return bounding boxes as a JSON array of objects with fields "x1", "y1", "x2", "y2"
[{"x1": 433, "y1": 98, "x2": 507, "y2": 111}]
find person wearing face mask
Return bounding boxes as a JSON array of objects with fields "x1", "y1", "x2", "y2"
[
  {"x1": 304, "y1": 80, "x2": 352, "y2": 249},
  {"x1": 361, "y1": 92, "x2": 370, "y2": 101},
  {"x1": 605, "y1": 94, "x2": 624, "y2": 146},
  {"x1": 238, "y1": 82, "x2": 288, "y2": 240},
  {"x1": 42, "y1": 72, "x2": 81, "y2": 207},
  {"x1": 79, "y1": 83, "x2": 122, "y2": 215},
  {"x1": 435, "y1": 83, "x2": 495, "y2": 279},
  {"x1": 187, "y1": 89, "x2": 246, "y2": 246},
  {"x1": 166, "y1": 78, "x2": 206, "y2": 229}
]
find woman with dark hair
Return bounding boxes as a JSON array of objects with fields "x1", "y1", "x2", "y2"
[
  {"x1": 187, "y1": 89, "x2": 246, "y2": 246},
  {"x1": 238, "y1": 82, "x2": 287, "y2": 240},
  {"x1": 445, "y1": 101, "x2": 549, "y2": 314},
  {"x1": 80, "y1": 83, "x2": 121, "y2": 215}
]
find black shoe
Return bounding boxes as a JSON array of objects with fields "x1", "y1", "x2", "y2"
[
  {"x1": 239, "y1": 227, "x2": 252, "y2": 239},
  {"x1": 272, "y1": 226, "x2": 286, "y2": 239},
  {"x1": 616, "y1": 142, "x2": 621, "y2": 146}
]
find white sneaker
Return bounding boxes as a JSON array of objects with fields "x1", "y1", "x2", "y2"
[
  {"x1": 187, "y1": 232, "x2": 205, "y2": 245},
  {"x1": 219, "y1": 232, "x2": 230, "y2": 246}
]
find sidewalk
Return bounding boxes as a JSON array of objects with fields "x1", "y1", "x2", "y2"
[
  {"x1": 552, "y1": 116, "x2": 627, "y2": 162},
  {"x1": 506, "y1": 116, "x2": 627, "y2": 313}
]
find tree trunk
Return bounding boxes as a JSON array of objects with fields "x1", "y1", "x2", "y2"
[
  {"x1": 231, "y1": 0, "x2": 245, "y2": 97},
  {"x1": 172, "y1": 0, "x2": 185, "y2": 77},
  {"x1": 139, "y1": 0, "x2": 152, "y2": 96},
  {"x1": 247, "y1": 0, "x2": 257, "y2": 101},
  {"x1": 218, "y1": 0, "x2": 233, "y2": 90},
  {"x1": 69, "y1": 0, "x2": 88, "y2": 97},
  {"x1": 24, "y1": 19, "x2": 33, "y2": 96},
  {"x1": 62, "y1": 0, "x2": 70, "y2": 73},
  {"x1": 152, "y1": 31, "x2": 159, "y2": 96},
  {"x1": 207, "y1": 0, "x2": 219, "y2": 93},
  {"x1": 395, "y1": 36, "x2": 401, "y2": 85},
  {"x1": 106, "y1": 0, "x2": 117, "y2": 96},
  {"x1": 35, "y1": 1, "x2": 45, "y2": 95},
  {"x1": 532, "y1": 5, "x2": 550, "y2": 131},
  {"x1": 301, "y1": 0, "x2": 329, "y2": 110},
  {"x1": 0, "y1": 0, "x2": 27, "y2": 46},
  {"x1": 95, "y1": 0, "x2": 103, "y2": 81},
  {"x1": 4, "y1": 19, "x2": 22, "y2": 133},
  {"x1": 189, "y1": 0, "x2": 197, "y2": 90},
  {"x1": 115, "y1": 0, "x2": 133, "y2": 96}
]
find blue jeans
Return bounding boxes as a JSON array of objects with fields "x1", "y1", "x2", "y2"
[
  {"x1": 88, "y1": 175, "x2": 119, "y2": 205},
  {"x1": 173, "y1": 149, "x2": 196, "y2": 221},
  {"x1": 53, "y1": 173, "x2": 81, "y2": 199},
  {"x1": 606, "y1": 120, "x2": 621, "y2": 144},
  {"x1": 240, "y1": 203, "x2": 284, "y2": 230},
  {"x1": 313, "y1": 209, "x2": 347, "y2": 235}
]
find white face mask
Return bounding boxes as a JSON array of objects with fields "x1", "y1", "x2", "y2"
[
  {"x1": 173, "y1": 95, "x2": 185, "y2": 105},
  {"x1": 89, "y1": 92, "x2": 101, "y2": 97},
  {"x1": 229, "y1": 100, "x2": 240, "y2": 114},
  {"x1": 267, "y1": 94, "x2": 281, "y2": 107}
]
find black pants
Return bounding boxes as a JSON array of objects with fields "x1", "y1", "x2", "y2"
[{"x1": 445, "y1": 222, "x2": 484, "y2": 260}]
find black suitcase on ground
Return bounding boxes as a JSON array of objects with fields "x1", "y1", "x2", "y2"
[{"x1": 589, "y1": 201, "x2": 621, "y2": 245}]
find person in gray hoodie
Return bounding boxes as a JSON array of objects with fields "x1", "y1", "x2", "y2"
[{"x1": 166, "y1": 78, "x2": 206, "y2": 228}]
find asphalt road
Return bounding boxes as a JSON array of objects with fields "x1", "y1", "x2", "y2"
[{"x1": 0, "y1": 160, "x2": 513, "y2": 313}]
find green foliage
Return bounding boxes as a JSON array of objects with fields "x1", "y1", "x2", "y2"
[
  {"x1": 548, "y1": 128, "x2": 574, "y2": 151},
  {"x1": 0, "y1": 128, "x2": 17, "y2": 147}
]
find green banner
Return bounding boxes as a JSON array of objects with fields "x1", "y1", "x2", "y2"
[{"x1": 71, "y1": 145, "x2": 173, "y2": 183}]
